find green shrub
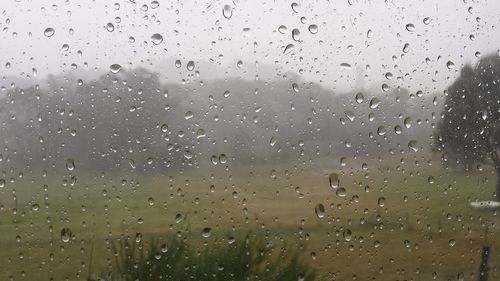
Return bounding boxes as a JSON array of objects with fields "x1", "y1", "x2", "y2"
[{"x1": 106, "y1": 234, "x2": 316, "y2": 281}]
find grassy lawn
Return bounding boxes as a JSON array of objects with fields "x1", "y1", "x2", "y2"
[{"x1": 0, "y1": 156, "x2": 499, "y2": 280}]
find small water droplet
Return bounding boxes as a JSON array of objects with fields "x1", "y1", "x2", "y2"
[
  {"x1": 308, "y1": 24, "x2": 318, "y2": 34},
  {"x1": 66, "y1": 159, "x2": 75, "y2": 171},
  {"x1": 278, "y1": 25, "x2": 287, "y2": 34},
  {"x1": 405, "y1": 23, "x2": 415, "y2": 32},
  {"x1": 343, "y1": 229, "x2": 352, "y2": 241},
  {"x1": 110, "y1": 64, "x2": 122, "y2": 74},
  {"x1": 185, "y1": 111, "x2": 194, "y2": 120},
  {"x1": 187, "y1": 61, "x2": 195, "y2": 71},
  {"x1": 151, "y1": 33, "x2": 163, "y2": 45},
  {"x1": 377, "y1": 197, "x2": 386, "y2": 207},
  {"x1": 402, "y1": 43, "x2": 410, "y2": 53},
  {"x1": 44, "y1": 27, "x2": 55, "y2": 37},
  {"x1": 291, "y1": 2, "x2": 299, "y2": 13},
  {"x1": 446, "y1": 61, "x2": 455, "y2": 69}
]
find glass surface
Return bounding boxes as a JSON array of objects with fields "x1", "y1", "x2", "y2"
[{"x1": 1, "y1": 1, "x2": 500, "y2": 280}]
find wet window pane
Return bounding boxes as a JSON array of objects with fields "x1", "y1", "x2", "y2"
[{"x1": 1, "y1": 1, "x2": 500, "y2": 280}]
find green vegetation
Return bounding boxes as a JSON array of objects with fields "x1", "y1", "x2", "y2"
[{"x1": 105, "y1": 234, "x2": 315, "y2": 281}]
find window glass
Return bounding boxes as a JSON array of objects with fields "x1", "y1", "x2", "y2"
[{"x1": 1, "y1": 1, "x2": 500, "y2": 280}]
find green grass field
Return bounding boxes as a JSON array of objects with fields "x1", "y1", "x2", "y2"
[{"x1": 0, "y1": 155, "x2": 499, "y2": 280}]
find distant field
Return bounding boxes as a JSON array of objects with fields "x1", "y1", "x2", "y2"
[{"x1": 0, "y1": 156, "x2": 499, "y2": 281}]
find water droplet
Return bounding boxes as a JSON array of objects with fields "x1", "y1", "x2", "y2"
[
  {"x1": 270, "y1": 136, "x2": 277, "y2": 147},
  {"x1": 196, "y1": 129, "x2": 206, "y2": 138},
  {"x1": 291, "y1": 2, "x2": 299, "y2": 13},
  {"x1": 106, "y1": 22, "x2": 115, "y2": 32},
  {"x1": 423, "y1": 17, "x2": 431, "y2": 25},
  {"x1": 151, "y1": 33, "x2": 163, "y2": 45},
  {"x1": 44, "y1": 27, "x2": 55, "y2": 37},
  {"x1": 61, "y1": 228, "x2": 72, "y2": 243},
  {"x1": 408, "y1": 140, "x2": 418, "y2": 152},
  {"x1": 355, "y1": 92, "x2": 364, "y2": 103},
  {"x1": 340, "y1": 62, "x2": 352, "y2": 69},
  {"x1": 283, "y1": 44, "x2": 295, "y2": 54},
  {"x1": 219, "y1": 154, "x2": 227, "y2": 164},
  {"x1": 175, "y1": 60, "x2": 182, "y2": 68},
  {"x1": 292, "y1": 28, "x2": 300, "y2": 42},
  {"x1": 340, "y1": 157, "x2": 347, "y2": 167},
  {"x1": 394, "y1": 125, "x2": 402, "y2": 134},
  {"x1": 110, "y1": 64, "x2": 122, "y2": 74},
  {"x1": 278, "y1": 25, "x2": 287, "y2": 34},
  {"x1": 150, "y1": 1, "x2": 160, "y2": 9},
  {"x1": 202, "y1": 227, "x2": 212, "y2": 238},
  {"x1": 236, "y1": 60, "x2": 243, "y2": 67},
  {"x1": 377, "y1": 126, "x2": 386, "y2": 136},
  {"x1": 448, "y1": 239, "x2": 456, "y2": 247},
  {"x1": 0, "y1": 179, "x2": 5, "y2": 188},
  {"x1": 402, "y1": 43, "x2": 410, "y2": 53},
  {"x1": 336, "y1": 187, "x2": 347, "y2": 197},
  {"x1": 315, "y1": 203, "x2": 325, "y2": 219},
  {"x1": 184, "y1": 111, "x2": 194, "y2": 120},
  {"x1": 381, "y1": 83, "x2": 390, "y2": 92},
  {"x1": 404, "y1": 117, "x2": 412, "y2": 128},
  {"x1": 66, "y1": 159, "x2": 75, "y2": 171},
  {"x1": 329, "y1": 173, "x2": 339, "y2": 189},
  {"x1": 308, "y1": 24, "x2": 318, "y2": 34},
  {"x1": 344, "y1": 110, "x2": 355, "y2": 121},
  {"x1": 343, "y1": 229, "x2": 352, "y2": 241},
  {"x1": 187, "y1": 61, "x2": 195, "y2": 71},
  {"x1": 385, "y1": 72, "x2": 393, "y2": 80},
  {"x1": 446, "y1": 61, "x2": 455, "y2": 69},
  {"x1": 377, "y1": 197, "x2": 386, "y2": 207},
  {"x1": 369, "y1": 97, "x2": 380, "y2": 109},
  {"x1": 222, "y1": 5, "x2": 233, "y2": 19},
  {"x1": 405, "y1": 23, "x2": 415, "y2": 32}
]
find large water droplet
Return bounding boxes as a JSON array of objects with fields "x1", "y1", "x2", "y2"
[
  {"x1": 222, "y1": 5, "x2": 233, "y2": 19},
  {"x1": 446, "y1": 61, "x2": 455, "y2": 69},
  {"x1": 405, "y1": 23, "x2": 415, "y2": 32},
  {"x1": 355, "y1": 92, "x2": 364, "y2": 103},
  {"x1": 343, "y1": 229, "x2": 352, "y2": 241},
  {"x1": 106, "y1": 22, "x2": 115, "y2": 32},
  {"x1": 202, "y1": 227, "x2": 212, "y2": 238},
  {"x1": 408, "y1": 140, "x2": 418, "y2": 152},
  {"x1": 187, "y1": 61, "x2": 195, "y2": 71},
  {"x1": 44, "y1": 27, "x2": 55, "y2": 37},
  {"x1": 308, "y1": 24, "x2": 318, "y2": 34},
  {"x1": 283, "y1": 44, "x2": 295, "y2": 55},
  {"x1": 66, "y1": 159, "x2": 75, "y2": 171},
  {"x1": 369, "y1": 97, "x2": 380, "y2": 109},
  {"x1": 402, "y1": 43, "x2": 410, "y2": 53},
  {"x1": 292, "y1": 28, "x2": 301, "y2": 41},
  {"x1": 110, "y1": 64, "x2": 122, "y2": 74},
  {"x1": 315, "y1": 203, "x2": 325, "y2": 219},
  {"x1": 61, "y1": 228, "x2": 72, "y2": 243},
  {"x1": 278, "y1": 25, "x2": 287, "y2": 34},
  {"x1": 329, "y1": 173, "x2": 339, "y2": 189},
  {"x1": 151, "y1": 33, "x2": 163, "y2": 45}
]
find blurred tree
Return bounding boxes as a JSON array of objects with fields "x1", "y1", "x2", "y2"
[{"x1": 435, "y1": 54, "x2": 500, "y2": 200}]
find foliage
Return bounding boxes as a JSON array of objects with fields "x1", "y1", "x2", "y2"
[
  {"x1": 435, "y1": 54, "x2": 500, "y2": 198},
  {"x1": 105, "y1": 234, "x2": 316, "y2": 281}
]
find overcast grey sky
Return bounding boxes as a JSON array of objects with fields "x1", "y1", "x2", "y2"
[{"x1": 1, "y1": 0, "x2": 499, "y2": 93}]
